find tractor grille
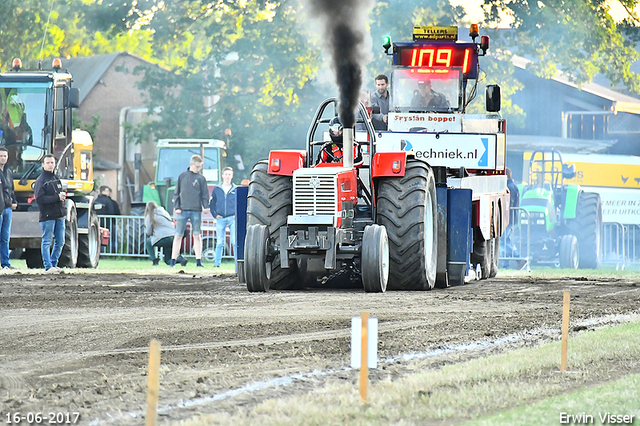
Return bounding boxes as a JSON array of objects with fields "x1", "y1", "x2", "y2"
[{"x1": 293, "y1": 174, "x2": 337, "y2": 216}]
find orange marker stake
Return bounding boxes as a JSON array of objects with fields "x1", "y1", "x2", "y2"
[
  {"x1": 360, "y1": 312, "x2": 369, "y2": 402},
  {"x1": 146, "y1": 340, "x2": 161, "y2": 426},
  {"x1": 561, "y1": 291, "x2": 570, "y2": 373}
]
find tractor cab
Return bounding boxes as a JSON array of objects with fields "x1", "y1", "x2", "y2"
[{"x1": 521, "y1": 149, "x2": 577, "y2": 231}]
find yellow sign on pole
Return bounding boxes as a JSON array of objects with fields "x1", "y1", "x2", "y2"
[{"x1": 413, "y1": 26, "x2": 458, "y2": 41}]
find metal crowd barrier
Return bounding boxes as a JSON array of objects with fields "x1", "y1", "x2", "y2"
[
  {"x1": 602, "y1": 222, "x2": 640, "y2": 270},
  {"x1": 98, "y1": 215, "x2": 235, "y2": 261},
  {"x1": 498, "y1": 208, "x2": 531, "y2": 272}
]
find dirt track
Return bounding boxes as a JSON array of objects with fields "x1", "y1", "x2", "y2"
[{"x1": 0, "y1": 271, "x2": 639, "y2": 425}]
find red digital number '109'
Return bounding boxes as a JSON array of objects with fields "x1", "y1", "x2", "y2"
[{"x1": 409, "y1": 48, "x2": 472, "y2": 74}]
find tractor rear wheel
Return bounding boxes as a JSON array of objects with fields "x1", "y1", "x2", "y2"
[
  {"x1": 567, "y1": 192, "x2": 602, "y2": 269},
  {"x1": 58, "y1": 204, "x2": 78, "y2": 268},
  {"x1": 559, "y1": 234, "x2": 579, "y2": 269},
  {"x1": 362, "y1": 225, "x2": 389, "y2": 293},
  {"x1": 245, "y1": 224, "x2": 271, "y2": 292},
  {"x1": 376, "y1": 160, "x2": 437, "y2": 290},
  {"x1": 489, "y1": 211, "x2": 501, "y2": 278},
  {"x1": 77, "y1": 210, "x2": 100, "y2": 268},
  {"x1": 246, "y1": 161, "x2": 300, "y2": 290}
]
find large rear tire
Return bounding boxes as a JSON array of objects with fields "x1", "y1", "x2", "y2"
[
  {"x1": 77, "y1": 210, "x2": 100, "y2": 268},
  {"x1": 566, "y1": 192, "x2": 602, "y2": 269},
  {"x1": 489, "y1": 211, "x2": 501, "y2": 278},
  {"x1": 246, "y1": 161, "x2": 300, "y2": 290},
  {"x1": 58, "y1": 204, "x2": 78, "y2": 268},
  {"x1": 559, "y1": 234, "x2": 579, "y2": 269},
  {"x1": 362, "y1": 225, "x2": 389, "y2": 293},
  {"x1": 376, "y1": 160, "x2": 438, "y2": 290}
]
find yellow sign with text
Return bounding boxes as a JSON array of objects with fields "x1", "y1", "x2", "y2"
[
  {"x1": 523, "y1": 152, "x2": 640, "y2": 189},
  {"x1": 413, "y1": 26, "x2": 458, "y2": 41}
]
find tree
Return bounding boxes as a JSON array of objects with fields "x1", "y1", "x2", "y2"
[
  {"x1": 482, "y1": 0, "x2": 640, "y2": 94},
  {"x1": 131, "y1": 0, "x2": 321, "y2": 176}
]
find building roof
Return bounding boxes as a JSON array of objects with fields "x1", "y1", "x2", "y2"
[
  {"x1": 62, "y1": 52, "x2": 159, "y2": 104},
  {"x1": 511, "y1": 55, "x2": 640, "y2": 114}
]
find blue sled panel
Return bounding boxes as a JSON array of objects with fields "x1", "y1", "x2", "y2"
[
  {"x1": 447, "y1": 188, "x2": 472, "y2": 272},
  {"x1": 236, "y1": 186, "x2": 248, "y2": 263}
]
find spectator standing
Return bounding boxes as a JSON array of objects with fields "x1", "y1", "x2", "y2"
[
  {"x1": 34, "y1": 154, "x2": 66, "y2": 273},
  {"x1": 209, "y1": 167, "x2": 237, "y2": 268},
  {"x1": 95, "y1": 185, "x2": 120, "y2": 253},
  {"x1": 171, "y1": 155, "x2": 210, "y2": 268},
  {"x1": 501, "y1": 167, "x2": 525, "y2": 269},
  {"x1": 370, "y1": 74, "x2": 390, "y2": 130},
  {"x1": 144, "y1": 201, "x2": 187, "y2": 266},
  {"x1": 0, "y1": 147, "x2": 17, "y2": 270}
]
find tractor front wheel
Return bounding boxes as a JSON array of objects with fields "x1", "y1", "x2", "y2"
[
  {"x1": 245, "y1": 224, "x2": 271, "y2": 292},
  {"x1": 246, "y1": 161, "x2": 300, "y2": 290},
  {"x1": 362, "y1": 225, "x2": 389, "y2": 293},
  {"x1": 559, "y1": 234, "x2": 579, "y2": 269}
]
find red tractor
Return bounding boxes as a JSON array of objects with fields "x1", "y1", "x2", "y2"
[{"x1": 242, "y1": 25, "x2": 509, "y2": 292}]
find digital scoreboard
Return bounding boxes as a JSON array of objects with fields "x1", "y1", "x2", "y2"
[{"x1": 393, "y1": 42, "x2": 479, "y2": 79}]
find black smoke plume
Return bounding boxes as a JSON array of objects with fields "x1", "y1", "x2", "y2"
[{"x1": 307, "y1": 0, "x2": 373, "y2": 128}]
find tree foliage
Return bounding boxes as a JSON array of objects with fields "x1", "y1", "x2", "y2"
[
  {"x1": 2, "y1": 0, "x2": 639, "y2": 173},
  {"x1": 483, "y1": 0, "x2": 640, "y2": 94}
]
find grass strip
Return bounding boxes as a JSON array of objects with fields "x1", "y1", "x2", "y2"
[
  {"x1": 178, "y1": 320, "x2": 640, "y2": 426},
  {"x1": 464, "y1": 372, "x2": 640, "y2": 425}
]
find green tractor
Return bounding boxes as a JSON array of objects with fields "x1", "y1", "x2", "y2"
[
  {"x1": 142, "y1": 138, "x2": 226, "y2": 211},
  {"x1": 518, "y1": 149, "x2": 602, "y2": 269}
]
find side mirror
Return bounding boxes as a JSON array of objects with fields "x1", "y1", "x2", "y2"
[
  {"x1": 486, "y1": 85, "x2": 501, "y2": 112},
  {"x1": 562, "y1": 163, "x2": 576, "y2": 180},
  {"x1": 67, "y1": 88, "x2": 80, "y2": 109}
]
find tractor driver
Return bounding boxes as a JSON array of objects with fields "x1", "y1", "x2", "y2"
[
  {"x1": 411, "y1": 79, "x2": 450, "y2": 110},
  {"x1": 318, "y1": 117, "x2": 364, "y2": 167}
]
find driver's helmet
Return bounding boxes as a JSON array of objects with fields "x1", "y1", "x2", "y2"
[{"x1": 328, "y1": 116, "x2": 343, "y2": 145}]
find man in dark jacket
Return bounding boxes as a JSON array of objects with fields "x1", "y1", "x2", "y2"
[
  {"x1": 0, "y1": 147, "x2": 17, "y2": 270},
  {"x1": 501, "y1": 167, "x2": 524, "y2": 269},
  {"x1": 209, "y1": 167, "x2": 237, "y2": 267},
  {"x1": 171, "y1": 154, "x2": 210, "y2": 268},
  {"x1": 95, "y1": 185, "x2": 120, "y2": 253},
  {"x1": 34, "y1": 154, "x2": 66, "y2": 273}
]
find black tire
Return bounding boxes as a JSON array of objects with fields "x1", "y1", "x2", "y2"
[
  {"x1": 77, "y1": 210, "x2": 100, "y2": 268},
  {"x1": 376, "y1": 160, "x2": 437, "y2": 290},
  {"x1": 245, "y1": 224, "x2": 270, "y2": 292},
  {"x1": 58, "y1": 204, "x2": 78, "y2": 268},
  {"x1": 25, "y1": 248, "x2": 43, "y2": 269},
  {"x1": 566, "y1": 192, "x2": 602, "y2": 269},
  {"x1": 362, "y1": 225, "x2": 389, "y2": 293},
  {"x1": 559, "y1": 234, "x2": 579, "y2": 269},
  {"x1": 246, "y1": 161, "x2": 299, "y2": 290},
  {"x1": 489, "y1": 210, "x2": 501, "y2": 278},
  {"x1": 471, "y1": 228, "x2": 489, "y2": 280}
]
